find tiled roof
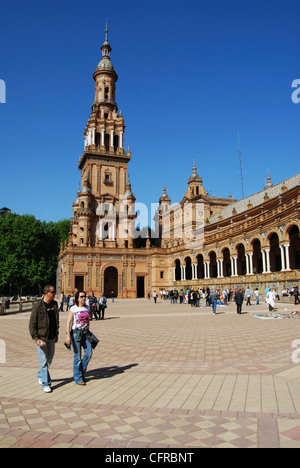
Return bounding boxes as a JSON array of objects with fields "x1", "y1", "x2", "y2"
[{"x1": 209, "y1": 173, "x2": 300, "y2": 224}]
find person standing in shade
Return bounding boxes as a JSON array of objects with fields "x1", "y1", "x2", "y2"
[
  {"x1": 65, "y1": 290, "x2": 92, "y2": 386},
  {"x1": 29, "y1": 285, "x2": 59, "y2": 393},
  {"x1": 235, "y1": 290, "x2": 244, "y2": 314}
]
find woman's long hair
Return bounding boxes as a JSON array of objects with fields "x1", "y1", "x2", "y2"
[{"x1": 74, "y1": 290, "x2": 86, "y2": 306}]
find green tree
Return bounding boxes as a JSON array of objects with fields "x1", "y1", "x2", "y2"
[
  {"x1": 0, "y1": 207, "x2": 11, "y2": 218},
  {"x1": 0, "y1": 213, "x2": 71, "y2": 296}
]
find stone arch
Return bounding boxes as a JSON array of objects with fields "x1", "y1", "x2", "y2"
[
  {"x1": 268, "y1": 232, "x2": 282, "y2": 272},
  {"x1": 174, "y1": 258, "x2": 181, "y2": 281},
  {"x1": 196, "y1": 253, "x2": 205, "y2": 279},
  {"x1": 288, "y1": 224, "x2": 300, "y2": 270},
  {"x1": 208, "y1": 250, "x2": 218, "y2": 278},
  {"x1": 236, "y1": 243, "x2": 246, "y2": 276},
  {"x1": 221, "y1": 246, "x2": 232, "y2": 277},
  {"x1": 233, "y1": 240, "x2": 247, "y2": 255},
  {"x1": 185, "y1": 256, "x2": 193, "y2": 281},
  {"x1": 249, "y1": 234, "x2": 264, "y2": 249},
  {"x1": 103, "y1": 266, "x2": 118, "y2": 298},
  {"x1": 251, "y1": 237, "x2": 263, "y2": 274},
  {"x1": 220, "y1": 244, "x2": 232, "y2": 256},
  {"x1": 283, "y1": 221, "x2": 300, "y2": 243},
  {"x1": 265, "y1": 228, "x2": 282, "y2": 246}
]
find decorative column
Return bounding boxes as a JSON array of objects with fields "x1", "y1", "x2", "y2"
[
  {"x1": 265, "y1": 249, "x2": 271, "y2": 273},
  {"x1": 246, "y1": 253, "x2": 254, "y2": 275},
  {"x1": 230, "y1": 257, "x2": 235, "y2": 277},
  {"x1": 232, "y1": 256, "x2": 238, "y2": 277},
  {"x1": 101, "y1": 128, "x2": 105, "y2": 146},
  {"x1": 205, "y1": 261, "x2": 211, "y2": 279},
  {"x1": 262, "y1": 249, "x2": 267, "y2": 274},
  {"x1": 284, "y1": 244, "x2": 291, "y2": 270},
  {"x1": 245, "y1": 254, "x2": 250, "y2": 275},
  {"x1": 110, "y1": 130, "x2": 114, "y2": 149},
  {"x1": 216, "y1": 259, "x2": 223, "y2": 278},
  {"x1": 218, "y1": 259, "x2": 224, "y2": 278},
  {"x1": 280, "y1": 245, "x2": 286, "y2": 271}
]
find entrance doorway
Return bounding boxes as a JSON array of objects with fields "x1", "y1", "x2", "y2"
[
  {"x1": 75, "y1": 276, "x2": 84, "y2": 291},
  {"x1": 137, "y1": 277, "x2": 145, "y2": 298},
  {"x1": 104, "y1": 267, "x2": 118, "y2": 298}
]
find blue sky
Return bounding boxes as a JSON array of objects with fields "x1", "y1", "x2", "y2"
[{"x1": 0, "y1": 0, "x2": 299, "y2": 223}]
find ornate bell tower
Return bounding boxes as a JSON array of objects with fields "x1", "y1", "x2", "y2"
[{"x1": 71, "y1": 26, "x2": 134, "y2": 249}]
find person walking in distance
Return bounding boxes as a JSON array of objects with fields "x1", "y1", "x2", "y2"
[
  {"x1": 210, "y1": 289, "x2": 219, "y2": 315},
  {"x1": 88, "y1": 291, "x2": 98, "y2": 321},
  {"x1": 254, "y1": 288, "x2": 260, "y2": 305},
  {"x1": 245, "y1": 286, "x2": 253, "y2": 306},
  {"x1": 98, "y1": 293, "x2": 107, "y2": 320},
  {"x1": 29, "y1": 285, "x2": 59, "y2": 393},
  {"x1": 293, "y1": 286, "x2": 300, "y2": 305},
  {"x1": 235, "y1": 289, "x2": 244, "y2": 315},
  {"x1": 65, "y1": 290, "x2": 93, "y2": 386}
]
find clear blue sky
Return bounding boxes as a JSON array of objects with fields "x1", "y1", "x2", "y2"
[{"x1": 0, "y1": 0, "x2": 299, "y2": 223}]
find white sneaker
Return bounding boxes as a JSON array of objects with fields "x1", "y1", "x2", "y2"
[
  {"x1": 38, "y1": 378, "x2": 42, "y2": 385},
  {"x1": 42, "y1": 386, "x2": 52, "y2": 393}
]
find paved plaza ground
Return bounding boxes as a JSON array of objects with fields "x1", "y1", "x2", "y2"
[{"x1": 1, "y1": 297, "x2": 300, "y2": 448}]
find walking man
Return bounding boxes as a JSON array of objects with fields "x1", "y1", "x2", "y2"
[
  {"x1": 210, "y1": 289, "x2": 219, "y2": 315},
  {"x1": 29, "y1": 285, "x2": 59, "y2": 393},
  {"x1": 245, "y1": 286, "x2": 253, "y2": 306},
  {"x1": 235, "y1": 290, "x2": 244, "y2": 314}
]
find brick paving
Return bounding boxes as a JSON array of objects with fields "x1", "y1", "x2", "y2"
[{"x1": 1, "y1": 298, "x2": 300, "y2": 448}]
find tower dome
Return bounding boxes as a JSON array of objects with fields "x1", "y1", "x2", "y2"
[{"x1": 94, "y1": 25, "x2": 118, "y2": 80}]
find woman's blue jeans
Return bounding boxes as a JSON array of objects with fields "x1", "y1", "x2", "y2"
[
  {"x1": 70, "y1": 331, "x2": 92, "y2": 384},
  {"x1": 37, "y1": 338, "x2": 55, "y2": 389},
  {"x1": 211, "y1": 299, "x2": 217, "y2": 314}
]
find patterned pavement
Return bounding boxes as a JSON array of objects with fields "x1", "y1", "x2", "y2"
[{"x1": 1, "y1": 298, "x2": 300, "y2": 448}]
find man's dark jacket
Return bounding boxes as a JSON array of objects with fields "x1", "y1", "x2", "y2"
[
  {"x1": 29, "y1": 299, "x2": 59, "y2": 342},
  {"x1": 235, "y1": 293, "x2": 244, "y2": 305}
]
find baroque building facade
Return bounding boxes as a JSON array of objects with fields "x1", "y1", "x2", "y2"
[{"x1": 58, "y1": 31, "x2": 300, "y2": 298}]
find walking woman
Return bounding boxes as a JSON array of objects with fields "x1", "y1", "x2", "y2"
[{"x1": 65, "y1": 290, "x2": 93, "y2": 385}]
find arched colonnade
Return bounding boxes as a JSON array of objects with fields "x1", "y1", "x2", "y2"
[{"x1": 174, "y1": 224, "x2": 300, "y2": 281}]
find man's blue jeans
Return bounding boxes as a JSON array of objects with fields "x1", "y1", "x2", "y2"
[
  {"x1": 71, "y1": 332, "x2": 92, "y2": 384},
  {"x1": 211, "y1": 299, "x2": 217, "y2": 314},
  {"x1": 37, "y1": 338, "x2": 55, "y2": 389}
]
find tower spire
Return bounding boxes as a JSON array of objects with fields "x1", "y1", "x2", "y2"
[{"x1": 105, "y1": 21, "x2": 108, "y2": 42}]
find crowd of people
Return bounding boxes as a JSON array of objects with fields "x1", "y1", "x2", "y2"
[
  {"x1": 150, "y1": 284, "x2": 300, "y2": 314},
  {"x1": 59, "y1": 291, "x2": 108, "y2": 320}
]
